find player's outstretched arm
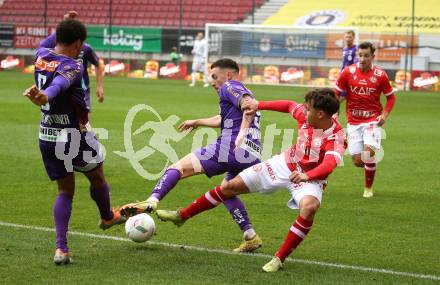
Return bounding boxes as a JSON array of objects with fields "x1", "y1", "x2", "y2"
[
  {"x1": 178, "y1": 115, "x2": 221, "y2": 132},
  {"x1": 257, "y1": 100, "x2": 299, "y2": 114},
  {"x1": 23, "y1": 85, "x2": 48, "y2": 106}
]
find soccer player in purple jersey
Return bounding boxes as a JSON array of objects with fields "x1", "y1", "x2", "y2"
[
  {"x1": 39, "y1": 11, "x2": 105, "y2": 108},
  {"x1": 23, "y1": 19, "x2": 124, "y2": 266},
  {"x1": 121, "y1": 58, "x2": 263, "y2": 252},
  {"x1": 342, "y1": 30, "x2": 358, "y2": 70}
]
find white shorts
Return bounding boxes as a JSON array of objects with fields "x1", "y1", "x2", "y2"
[
  {"x1": 192, "y1": 57, "x2": 206, "y2": 73},
  {"x1": 239, "y1": 154, "x2": 325, "y2": 209},
  {"x1": 347, "y1": 122, "x2": 382, "y2": 155}
]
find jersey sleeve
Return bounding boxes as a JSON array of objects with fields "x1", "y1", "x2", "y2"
[
  {"x1": 334, "y1": 67, "x2": 349, "y2": 93},
  {"x1": 380, "y1": 71, "x2": 395, "y2": 96},
  {"x1": 83, "y1": 44, "x2": 99, "y2": 66},
  {"x1": 323, "y1": 129, "x2": 347, "y2": 165},
  {"x1": 220, "y1": 83, "x2": 251, "y2": 109},
  {"x1": 257, "y1": 100, "x2": 305, "y2": 123},
  {"x1": 39, "y1": 33, "x2": 56, "y2": 48}
]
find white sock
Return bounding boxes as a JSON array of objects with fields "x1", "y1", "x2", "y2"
[
  {"x1": 243, "y1": 228, "x2": 256, "y2": 240},
  {"x1": 191, "y1": 72, "x2": 196, "y2": 84}
]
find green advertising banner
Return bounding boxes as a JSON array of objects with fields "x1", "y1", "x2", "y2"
[{"x1": 87, "y1": 26, "x2": 161, "y2": 53}]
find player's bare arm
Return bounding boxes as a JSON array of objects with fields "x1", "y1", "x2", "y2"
[
  {"x1": 23, "y1": 85, "x2": 48, "y2": 106},
  {"x1": 96, "y1": 59, "x2": 105, "y2": 102},
  {"x1": 178, "y1": 115, "x2": 221, "y2": 132}
]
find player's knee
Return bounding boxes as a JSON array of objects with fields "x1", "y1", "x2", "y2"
[
  {"x1": 303, "y1": 201, "x2": 320, "y2": 214},
  {"x1": 220, "y1": 180, "x2": 238, "y2": 196}
]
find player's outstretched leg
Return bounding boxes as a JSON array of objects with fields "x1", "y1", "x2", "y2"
[{"x1": 157, "y1": 185, "x2": 225, "y2": 225}]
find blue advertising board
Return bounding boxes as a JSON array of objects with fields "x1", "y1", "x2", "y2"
[{"x1": 241, "y1": 32, "x2": 326, "y2": 59}]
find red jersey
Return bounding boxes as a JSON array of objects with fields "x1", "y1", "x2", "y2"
[
  {"x1": 284, "y1": 103, "x2": 346, "y2": 178},
  {"x1": 258, "y1": 100, "x2": 347, "y2": 179},
  {"x1": 335, "y1": 63, "x2": 395, "y2": 125}
]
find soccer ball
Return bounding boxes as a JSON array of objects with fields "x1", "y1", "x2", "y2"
[{"x1": 125, "y1": 213, "x2": 156, "y2": 243}]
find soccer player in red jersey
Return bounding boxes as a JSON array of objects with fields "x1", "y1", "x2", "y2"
[
  {"x1": 155, "y1": 88, "x2": 346, "y2": 272},
  {"x1": 334, "y1": 42, "x2": 396, "y2": 198}
]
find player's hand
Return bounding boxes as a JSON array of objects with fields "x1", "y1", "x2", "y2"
[
  {"x1": 289, "y1": 171, "x2": 309, "y2": 183},
  {"x1": 96, "y1": 86, "x2": 104, "y2": 103},
  {"x1": 23, "y1": 85, "x2": 48, "y2": 106},
  {"x1": 178, "y1": 120, "x2": 197, "y2": 132},
  {"x1": 377, "y1": 113, "x2": 387, "y2": 126},
  {"x1": 64, "y1": 11, "x2": 78, "y2": 19},
  {"x1": 241, "y1": 98, "x2": 259, "y2": 115}
]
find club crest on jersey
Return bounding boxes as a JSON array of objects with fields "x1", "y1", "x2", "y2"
[
  {"x1": 349, "y1": 66, "x2": 356, "y2": 74},
  {"x1": 370, "y1": 76, "x2": 377, "y2": 83},
  {"x1": 374, "y1": 69, "x2": 383, "y2": 77}
]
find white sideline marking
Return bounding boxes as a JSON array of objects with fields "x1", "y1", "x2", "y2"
[{"x1": 0, "y1": 221, "x2": 438, "y2": 281}]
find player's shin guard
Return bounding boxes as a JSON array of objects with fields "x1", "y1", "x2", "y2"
[
  {"x1": 150, "y1": 168, "x2": 181, "y2": 200},
  {"x1": 180, "y1": 186, "x2": 225, "y2": 220},
  {"x1": 54, "y1": 192, "x2": 73, "y2": 253},
  {"x1": 89, "y1": 183, "x2": 113, "y2": 220},
  {"x1": 364, "y1": 163, "x2": 376, "y2": 188},
  {"x1": 223, "y1": 197, "x2": 253, "y2": 232},
  {"x1": 275, "y1": 216, "x2": 313, "y2": 262}
]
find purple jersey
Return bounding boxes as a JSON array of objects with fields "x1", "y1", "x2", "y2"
[
  {"x1": 35, "y1": 47, "x2": 88, "y2": 143},
  {"x1": 194, "y1": 80, "x2": 261, "y2": 178},
  {"x1": 218, "y1": 80, "x2": 261, "y2": 158},
  {"x1": 342, "y1": 45, "x2": 357, "y2": 70},
  {"x1": 40, "y1": 33, "x2": 99, "y2": 110}
]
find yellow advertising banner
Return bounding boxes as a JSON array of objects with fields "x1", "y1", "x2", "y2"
[
  {"x1": 264, "y1": 0, "x2": 440, "y2": 34},
  {"x1": 326, "y1": 33, "x2": 418, "y2": 61}
]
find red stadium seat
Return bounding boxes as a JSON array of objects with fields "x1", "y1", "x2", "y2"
[{"x1": 0, "y1": 0, "x2": 264, "y2": 28}]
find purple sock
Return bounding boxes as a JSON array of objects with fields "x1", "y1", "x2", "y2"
[
  {"x1": 151, "y1": 168, "x2": 181, "y2": 200},
  {"x1": 53, "y1": 192, "x2": 73, "y2": 253},
  {"x1": 89, "y1": 183, "x2": 113, "y2": 221},
  {"x1": 223, "y1": 196, "x2": 252, "y2": 232}
]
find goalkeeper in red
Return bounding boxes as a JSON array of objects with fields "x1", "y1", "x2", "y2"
[
  {"x1": 334, "y1": 42, "x2": 396, "y2": 198},
  {"x1": 156, "y1": 88, "x2": 346, "y2": 272}
]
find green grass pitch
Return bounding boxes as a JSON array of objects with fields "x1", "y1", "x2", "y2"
[{"x1": 0, "y1": 71, "x2": 439, "y2": 284}]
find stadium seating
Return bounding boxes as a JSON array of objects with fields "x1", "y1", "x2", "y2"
[{"x1": 0, "y1": 0, "x2": 265, "y2": 27}]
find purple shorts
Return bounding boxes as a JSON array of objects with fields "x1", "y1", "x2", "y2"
[
  {"x1": 39, "y1": 133, "x2": 102, "y2": 181},
  {"x1": 194, "y1": 142, "x2": 260, "y2": 181}
]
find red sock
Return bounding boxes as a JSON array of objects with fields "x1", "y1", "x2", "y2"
[
  {"x1": 275, "y1": 216, "x2": 313, "y2": 262},
  {"x1": 180, "y1": 186, "x2": 225, "y2": 220},
  {"x1": 364, "y1": 163, "x2": 376, "y2": 188}
]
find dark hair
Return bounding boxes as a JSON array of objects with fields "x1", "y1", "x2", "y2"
[
  {"x1": 358, "y1": 41, "x2": 375, "y2": 55},
  {"x1": 345, "y1": 30, "x2": 355, "y2": 36},
  {"x1": 56, "y1": 19, "x2": 87, "y2": 45},
  {"x1": 304, "y1": 88, "x2": 339, "y2": 116},
  {"x1": 211, "y1": 58, "x2": 239, "y2": 73}
]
